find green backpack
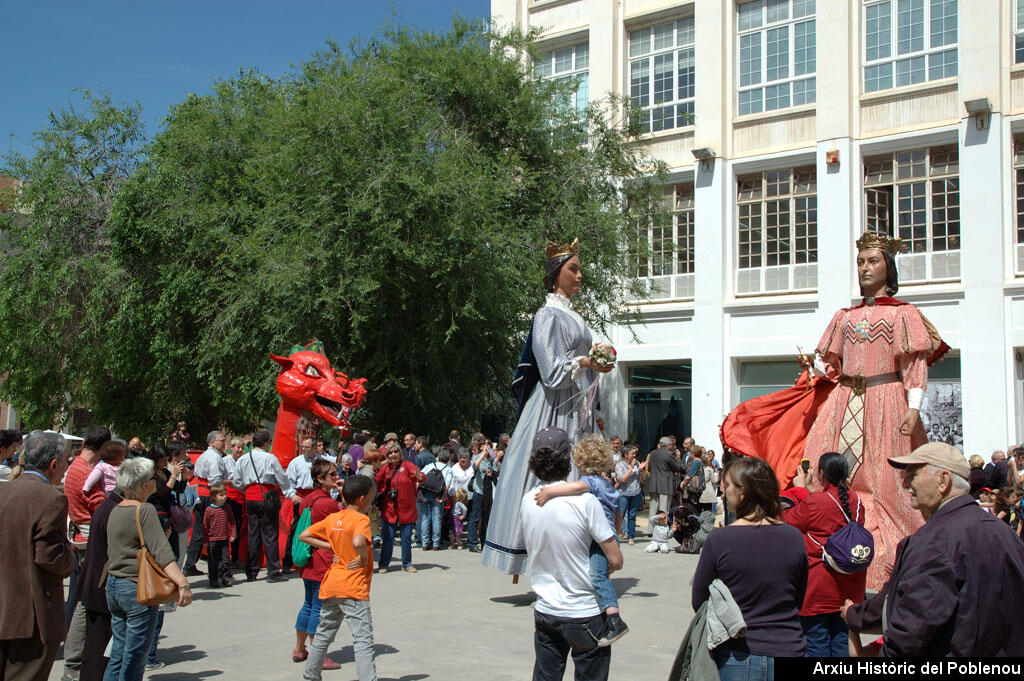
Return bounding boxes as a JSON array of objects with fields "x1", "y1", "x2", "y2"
[{"x1": 290, "y1": 506, "x2": 314, "y2": 568}]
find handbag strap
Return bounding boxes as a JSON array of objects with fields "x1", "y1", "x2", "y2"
[
  {"x1": 806, "y1": 492, "x2": 861, "y2": 550},
  {"x1": 248, "y1": 449, "x2": 269, "y2": 494},
  {"x1": 134, "y1": 504, "x2": 148, "y2": 551}
]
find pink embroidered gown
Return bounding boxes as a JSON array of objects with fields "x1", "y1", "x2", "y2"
[{"x1": 803, "y1": 301, "x2": 933, "y2": 589}]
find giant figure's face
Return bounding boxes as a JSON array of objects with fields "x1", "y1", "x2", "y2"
[
  {"x1": 857, "y1": 248, "x2": 887, "y2": 292},
  {"x1": 555, "y1": 256, "x2": 582, "y2": 298}
]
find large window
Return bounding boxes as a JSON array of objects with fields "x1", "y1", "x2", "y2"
[
  {"x1": 635, "y1": 183, "x2": 695, "y2": 300},
  {"x1": 1016, "y1": 0, "x2": 1024, "y2": 63},
  {"x1": 629, "y1": 18, "x2": 695, "y2": 132},
  {"x1": 1014, "y1": 136, "x2": 1024, "y2": 275},
  {"x1": 737, "y1": 0, "x2": 816, "y2": 115},
  {"x1": 627, "y1": 364, "x2": 691, "y2": 460},
  {"x1": 736, "y1": 166, "x2": 818, "y2": 295},
  {"x1": 738, "y1": 360, "x2": 800, "y2": 402},
  {"x1": 863, "y1": 145, "x2": 960, "y2": 283},
  {"x1": 863, "y1": 0, "x2": 957, "y2": 93},
  {"x1": 534, "y1": 43, "x2": 589, "y2": 114}
]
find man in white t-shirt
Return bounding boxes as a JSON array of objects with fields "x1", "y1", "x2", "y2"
[{"x1": 520, "y1": 427, "x2": 623, "y2": 681}]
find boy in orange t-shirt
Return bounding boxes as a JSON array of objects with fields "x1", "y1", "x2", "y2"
[{"x1": 299, "y1": 474, "x2": 378, "y2": 681}]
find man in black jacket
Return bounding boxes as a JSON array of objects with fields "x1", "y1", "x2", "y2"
[{"x1": 842, "y1": 442, "x2": 1024, "y2": 656}]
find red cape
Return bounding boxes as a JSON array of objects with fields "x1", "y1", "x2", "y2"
[
  {"x1": 720, "y1": 297, "x2": 950, "y2": 488},
  {"x1": 720, "y1": 370, "x2": 833, "y2": 488}
]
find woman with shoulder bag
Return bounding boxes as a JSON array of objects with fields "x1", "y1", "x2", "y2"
[
  {"x1": 783, "y1": 452, "x2": 866, "y2": 657},
  {"x1": 615, "y1": 446, "x2": 643, "y2": 544},
  {"x1": 103, "y1": 457, "x2": 192, "y2": 681}
]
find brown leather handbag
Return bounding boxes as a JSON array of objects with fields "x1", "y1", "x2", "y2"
[{"x1": 134, "y1": 505, "x2": 178, "y2": 606}]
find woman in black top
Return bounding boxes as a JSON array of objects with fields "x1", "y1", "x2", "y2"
[{"x1": 691, "y1": 457, "x2": 807, "y2": 679}]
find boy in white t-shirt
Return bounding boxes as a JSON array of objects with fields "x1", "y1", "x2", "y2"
[{"x1": 520, "y1": 427, "x2": 623, "y2": 681}]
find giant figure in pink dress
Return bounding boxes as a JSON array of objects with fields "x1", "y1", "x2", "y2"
[{"x1": 723, "y1": 232, "x2": 948, "y2": 589}]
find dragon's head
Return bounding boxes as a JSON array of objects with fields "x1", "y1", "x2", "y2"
[{"x1": 270, "y1": 349, "x2": 368, "y2": 429}]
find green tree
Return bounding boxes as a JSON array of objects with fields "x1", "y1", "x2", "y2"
[
  {"x1": 0, "y1": 91, "x2": 145, "y2": 430},
  {"x1": 3, "y1": 20, "x2": 663, "y2": 440}
]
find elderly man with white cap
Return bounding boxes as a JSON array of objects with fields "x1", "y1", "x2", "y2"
[{"x1": 841, "y1": 442, "x2": 1024, "y2": 656}]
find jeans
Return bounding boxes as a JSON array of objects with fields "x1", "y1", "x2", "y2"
[
  {"x1": 617, "y1": 494, "x2": 643, "y2": 539},
  {"x1": 296, "y1": 578, "x2": 324, "y2": 635},
  {"x1": 467, "y1": 494, "x2": 483, "y2": 547},
  {"x1": 712, "y1": 648, "x2": 774, "y2": 681},
  {"x1": 417, "y1": 499, "x2": 443, "y2": 548},
  {"x1": 103, "y1": 575, "x2": 158, "y2": 681},
  {"x1": 800, "y1": 612, "x2": 849, "y2": 657},
  {"x1": 588, "y1": 540, "x2": 618, "y2": 611},
  {"x1": 532, "y1": 611, "x2": 610, "y2": 681},
  {"x1": 379, "y1": 522, "x2": 413, "y2": 568},
  {"x1": 303, "y1": 598, "x2": 377, "y2": 681},
  {"x1": 147, "y1": 610, "x2": 163, "y2": 664}
]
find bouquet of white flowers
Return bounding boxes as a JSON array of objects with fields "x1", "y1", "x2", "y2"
[{"x1": 588, "y1": 341, "x2": 617, "y2": 368}]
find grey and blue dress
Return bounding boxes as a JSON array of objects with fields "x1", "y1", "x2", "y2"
[{"x1": 481, "y1": 293, "x2": 599, "y2": 575}]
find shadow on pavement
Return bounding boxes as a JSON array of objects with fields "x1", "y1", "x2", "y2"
[
  {"x1": 327, "y1": 642, "x2": 399, "y2": 664},
  {"x1": 151, "y1": 672, "x2": 222, "y2": 681},
  {"x1": 406, "y1": 563, "x2": 449, "y2": 572},
  {"x1": 489, "y1": 592, "x2": 536, "y2": 607},
  {"x1": 156, "y1": 643, "x2": 208, "y2": 665},
  {"x1": 191, "y1": 591, "x2": 242, "y2": 601},
  {"x1": 612, "y1": 576, "x2": 658, "y2": 599},
  {"x1": 379, "y1": 676, "x2": 428, "y2": 681}
]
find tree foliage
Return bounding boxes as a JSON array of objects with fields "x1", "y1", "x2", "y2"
[
  {"x1": 1, "y1": 20, "x2": 662, "y2": 440},
  {"x1": 0, "y1": 91, "x2": 145, "y2": 429}
]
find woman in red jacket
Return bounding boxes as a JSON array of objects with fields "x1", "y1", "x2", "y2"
[
  {"x1": 292, "y1": 459, "x2": 342, "y2": 664},
  {"x1": 375, "y1": 442, "x2": 423, "y2": 574},
  {"x1": 783, "y1": 452, "x2": 866, "y2": 657}
]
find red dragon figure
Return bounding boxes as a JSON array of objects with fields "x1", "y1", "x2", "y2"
[{"x1": 269, "y1": 340, "x2": 367, "y2": 468}]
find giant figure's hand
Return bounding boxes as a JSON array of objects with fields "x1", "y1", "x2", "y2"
[{"x1": 898, "y1": 408, "x2": 919, "y2": 437}]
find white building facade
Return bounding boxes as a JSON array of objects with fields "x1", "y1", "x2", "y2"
[{"x1": 492, "y1": 0, "x2": 1024, "y2": 457}]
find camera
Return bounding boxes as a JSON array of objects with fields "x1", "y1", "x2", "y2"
[{"x1": 388, "y1": 489, "x2": 398, "y2": 501}]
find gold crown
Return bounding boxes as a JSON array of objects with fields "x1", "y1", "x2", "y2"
[
  {"x1": 856, "y1": 231, "x2": 901, "y2": 255},
  {"x1": 546, "y1": 237, "x2": 580, "y2": 259}
]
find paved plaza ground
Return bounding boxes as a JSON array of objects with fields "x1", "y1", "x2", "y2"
[{"x1": 52, "y1": 537, "x2": 700, "y2": 681}]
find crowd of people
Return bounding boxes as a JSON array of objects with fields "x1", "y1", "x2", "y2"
[{"x1": 1, "y1": 421, "x2": 1024, "y2": 681}]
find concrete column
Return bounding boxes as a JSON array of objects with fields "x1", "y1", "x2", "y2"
[
  {"x1": 957, "y1": 1, "x2": 1011, "y2": 451},
  {"x1": 587, "y1": 0, "x2": 616, "y2": 100},
  {"x1": 690, "y1": 0, "x2": 729, "y2": 447},
  {"x1": 816, "y1": 138, "x2": 857, "y2": 319},
  {"x1": 959, "y1": 115, "x2": 1011, "y2": 451}
]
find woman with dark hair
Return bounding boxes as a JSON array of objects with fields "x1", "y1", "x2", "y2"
[
  {"x1": 482, "y1": 238, "x2": 614, "y2": 575},
  {"x1": 292, "y1": 459, "x2": 342, "y2": 665},
  {"x1": 784, "y1": 453, "x2": 866, "y2": 657},
  {"x1": 0, "y1": 429, "x2": 23, "y2": 481},
  {"x1": 691, "y1": 457, "x2": 807, "y2": 678}
]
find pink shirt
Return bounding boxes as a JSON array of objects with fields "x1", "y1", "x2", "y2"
[{"x1": 83, "y1": 461, "x2": 119, "y2": 494}]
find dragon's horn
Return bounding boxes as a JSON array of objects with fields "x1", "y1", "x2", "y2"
[{"x1": 270, "y1": 353, "x2": 293, "y2": 370}]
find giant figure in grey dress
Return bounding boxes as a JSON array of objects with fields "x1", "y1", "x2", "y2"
[{"x1": 481, "y1": 291, "x2": 598, "y2": 575}]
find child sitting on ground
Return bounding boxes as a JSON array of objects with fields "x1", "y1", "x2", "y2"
[
  {"x1": 202, "y1": 482, "x2": 236, "y2": 587},
  {"x1": 646, "y1": 512, "x2": 672, "y2": 553},
  {"x1": 83, "y1": 440, "x2": 126, "y2": 494},
  {"x1": 451, "y1": 488, "x2": 468, "y2": 549},
  {"x1": 299, "y1": 474, "x2": 379, "y2": 681},
  {"x1": 534, "y1": 436, "x2": 628, "y2": 646}
]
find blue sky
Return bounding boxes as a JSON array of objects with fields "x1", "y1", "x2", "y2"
[{"x1": 0, "y1": 1, "x2": 489, "y2": 161}]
